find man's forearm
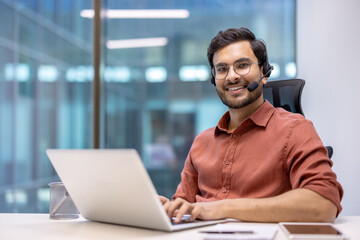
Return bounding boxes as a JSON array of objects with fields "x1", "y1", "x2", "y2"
[
  {"x1": 198, "y1": 188, "x2": 337, "y2": 222},
  {"x1": 223, "y1": 188, "x2": 337, "y2": 222}
]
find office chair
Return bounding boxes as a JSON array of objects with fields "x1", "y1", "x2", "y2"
[
  {"x1": 263, "y1": 79, "x2": 333, "y2": 158},
  {"x1": 263, "y1": 79, "x2": 305, "y2": 116}
]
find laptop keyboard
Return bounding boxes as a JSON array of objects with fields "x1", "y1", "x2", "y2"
[{"x1": 171, "y1": 214, "x2": 198, "y2": 225}]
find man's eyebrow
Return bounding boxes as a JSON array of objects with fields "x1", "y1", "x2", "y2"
[
  {"x1": 234, "y1": 57, "x2": 252, "y2": 63},
  {"x1": 214, "y1": 57, "x2": 252, "y2": 67},
  {"x1": 214, "y1": 62, "x2": 227, "y2": 67}
]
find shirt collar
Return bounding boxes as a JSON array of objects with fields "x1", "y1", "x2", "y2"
[{"x1": 214, "y1": 100, "x2": 275, "y2": 135}]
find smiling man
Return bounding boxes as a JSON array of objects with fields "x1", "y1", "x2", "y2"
[{"x1": 161, "y1": 27, "x2": 343, "y2": 223}]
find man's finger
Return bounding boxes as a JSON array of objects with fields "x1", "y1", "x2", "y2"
[
  {"x1": 159, "y1": 195, "x2": 169, "y2": 205},
  {"x1": 174, "y1": 201, "x2": 193, "y2": 223},
  {"x1": 166, "y1": 198, "x2": 184, "y2": 219},
  {"x1": 190, "y1": 205, "x2": 201, "y2": 221}
]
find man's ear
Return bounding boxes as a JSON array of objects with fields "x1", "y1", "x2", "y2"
[
  {"x1": 262, "y1": 76, "x2": 268, "y2": 85},
  {"x1": 260, "y1": 66, "x2": 268, "y2": 85}
]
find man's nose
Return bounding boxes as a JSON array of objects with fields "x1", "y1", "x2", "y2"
[{"x1": 226, "y1": 66, "x2": 239, "y2": 81}]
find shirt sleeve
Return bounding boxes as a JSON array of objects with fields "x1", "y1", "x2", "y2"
[
  {"x1": 285, "y1": 118, "x2": 344, "y2": 214},
  {"x1": 172, "y1": 150, "x2": 200, "y2": 202}
]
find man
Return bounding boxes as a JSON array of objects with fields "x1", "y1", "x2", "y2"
[{"x1": 160, "y1": 27, "x2": 343, "y2": 223}]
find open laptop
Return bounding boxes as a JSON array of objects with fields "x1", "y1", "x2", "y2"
[{"x1": 46, "y1": 149, "x2": 226, "y2": 231}]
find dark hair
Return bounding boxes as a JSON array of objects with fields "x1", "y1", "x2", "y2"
[{"x1": 207, "y1": 27, "x2": 271, "y2": 85}]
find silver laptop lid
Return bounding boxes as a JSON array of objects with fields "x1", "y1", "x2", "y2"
[{"x1": 46, "y1": 149, "x2": 173, "y2": 231}]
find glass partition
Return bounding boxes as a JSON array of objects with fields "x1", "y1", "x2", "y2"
[{"x1": 0, "y1": 0, "x2": 92, "y2": 212}]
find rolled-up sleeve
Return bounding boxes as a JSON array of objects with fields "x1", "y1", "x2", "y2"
[{"x1": 285, "y1": 119, "x2": 343, "y2": 214}]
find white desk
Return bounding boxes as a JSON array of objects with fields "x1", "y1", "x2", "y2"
[{"x1": 0, "y1": 214, "x2": 359, "y2": 240}]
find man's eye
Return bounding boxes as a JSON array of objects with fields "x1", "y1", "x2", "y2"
[
  {"x1": 216, "y1": 67, "x2": 227, "y2": 72},
  {"x1": 236, "y1": 63, "x2": 250, "y2": 69}
]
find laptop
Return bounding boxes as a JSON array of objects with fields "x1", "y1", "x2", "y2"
[{"x1": 46, "y1": 149, "x2": 226, "y2": 231}]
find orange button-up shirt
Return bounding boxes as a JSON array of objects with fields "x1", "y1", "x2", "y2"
[{"x1": 173, "y1": 101, "x2": 343, "y2": 213}]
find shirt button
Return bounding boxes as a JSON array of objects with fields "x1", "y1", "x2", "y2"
[
  {"x1": 232, "y1": 134, "x2": 238, "y2": 139},
  {"x1": 225, "y1": 161, "x2": 230, "y2": 165},
  {"x1": 222, "y1": 188, "x2": 227, "y2": 193}
]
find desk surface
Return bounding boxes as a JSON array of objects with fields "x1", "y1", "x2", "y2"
[{"x1": 0, "y1": 214, "x2": 359, "y2": 240}]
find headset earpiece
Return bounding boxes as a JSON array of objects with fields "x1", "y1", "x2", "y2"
[{"x1": 210, "y1": 68, "x2": 216, "y2": 85}]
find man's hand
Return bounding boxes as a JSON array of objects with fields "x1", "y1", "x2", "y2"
[
  {"x1": 163, "y1": 198, "x2": 200, "y2": 223},
  {"x1": 162, "y1": 198, "x2": 226, "y2": 223},
  {"x1": 159, "y1": 195, "x2": 170, "y2": 205}
]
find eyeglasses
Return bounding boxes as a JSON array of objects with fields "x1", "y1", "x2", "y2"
[{"x1": 212, "y1": 60, "x2": 259, "y2": 80}]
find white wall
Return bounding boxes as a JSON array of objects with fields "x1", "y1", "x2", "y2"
[{"x1": 297, "y1": 0, "x2": 360, "y2": 215}]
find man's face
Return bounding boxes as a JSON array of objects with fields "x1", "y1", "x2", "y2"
[{"x1": 213, "y1": 41, "x2": 266, "y2": 109}]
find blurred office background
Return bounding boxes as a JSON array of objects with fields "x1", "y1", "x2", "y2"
[
  {"x1": 1, "y1": 0, "x2": 359, "y2": 217},
  {"x1": 0, "y1": 0, "x2": 295, "y2": 213}
]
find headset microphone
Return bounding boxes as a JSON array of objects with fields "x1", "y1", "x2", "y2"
[{"x1": 247, "y1": 66, "x2": 274, "y2": 92}]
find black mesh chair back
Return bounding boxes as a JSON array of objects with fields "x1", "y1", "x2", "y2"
[
  {"x1": 263, "y1": 79, "x2": 305, "y2": 116},
  {"x1": 263, "y1": 79, "x2": 333, "y2": 158}
]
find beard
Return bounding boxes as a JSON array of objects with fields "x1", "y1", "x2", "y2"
[{"x1": 216, "y1": 84, "x2": 263, "y2": 109}]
